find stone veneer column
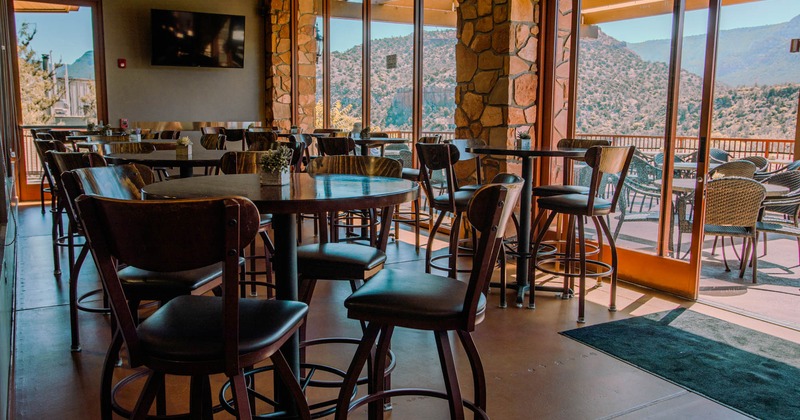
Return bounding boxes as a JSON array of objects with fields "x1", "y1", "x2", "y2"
[
  {"x1": 455, "y1": 0, "x2": 541, "y2": 177},
  {"x1": 266, "y1": 0, "x2": 318, "y2": 131}
]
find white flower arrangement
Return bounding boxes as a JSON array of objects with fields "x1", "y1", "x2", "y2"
[
  {"x1": 176, "y1": 136, "x2": 192, "y2": 147},
  {"x1": 259, "y1": 145, "x2": 294, "y2": 173}
]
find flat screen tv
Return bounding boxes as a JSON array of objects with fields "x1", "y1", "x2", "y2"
[{"x1": 151, "y1": 9, "x2": 245, "y2": 68}]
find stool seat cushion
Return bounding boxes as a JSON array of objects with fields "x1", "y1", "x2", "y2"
[
  {"x1": 537, "y1": 193, "x2": 611, "y2": 216},
  {"x1": 260, "y1": 214, "x2": 272, "y2": 226},
  {"x1": 297, "y1": 243, "x2": 386, "y2": 280},
  {"x1": 532, "y1": 185, "x2": 589, "y2": 197},
  {"x1": 138, "y1": 295, "x2": 308, "y2": 362},
  {"x1": 344, "y1": 269, "x2": 486, "y2": 330},
  {"x1": 118, "y1": 262, "x2": 231, "y2": 299},
  {"x1": 401, "y1": 168, "x2": 420, "y2": 181},
  {"x1": 459, "y1": 184, "x2": 482, "y2": 191},
  {"x1": 432, "y1": 190, "x2": 474, "y2": 210}
]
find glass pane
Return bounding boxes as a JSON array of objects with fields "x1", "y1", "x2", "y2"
[
  {"x1": 370, "y1": 14, "x2": 413, "y2": 138},
  {"x1": 576, "y1": 5, "x2": 675, "y2": 255},
  {"x1": 15, "y1": 5, "x2": 97, "y2": 126},
  {"x1": 298, "y1": 0, "x2": 322, "y2": 131},
  {"x1": 329, "y1": 3, "x2": 362, "y2": 131},
  {"x1": 422, "y1": 19, "x2": 456, "y2": 140}
]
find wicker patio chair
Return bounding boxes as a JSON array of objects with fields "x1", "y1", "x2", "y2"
[
  {"x1": 703, "y1": 177, "x2": 766, "y2": 282},
  {"x1": 757, "y1": 170, "x2": 800, "y2": 263},
  {"x1": 709, "y1": 160, "x2": 757, "y2": 178}
]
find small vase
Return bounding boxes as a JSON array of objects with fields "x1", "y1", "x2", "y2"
[
  {"x1": 260, "y1": 168, "x2": 290, "y2": 185},
  {"x1": 176, "y1": 144, "x2": 192, "y2": 159}
]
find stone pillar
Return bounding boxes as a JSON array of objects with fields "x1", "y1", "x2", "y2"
[
  {"x1": 455, "y1": 0, "x2": 541, "y2": 178},
  {"x1": 267, "y1": 0, "x2": 318, "y2": 131},
  {"x1": 267, "y1": 0, "x2": 292, "y2": 130}
]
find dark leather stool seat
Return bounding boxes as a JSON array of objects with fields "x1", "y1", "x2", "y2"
[
  {"x1": 345, "y1": 269, "x2": 487, "y2": 329},
  {"x1": 531, "y1": 184, "x2": 590, "y2": 197},
  {"x1": 431, "y1": 190, "x2": 474, "y2": 209},
  {"x1": 297, "y1": 243, "x2": 386, "y2": 279},
  {"x1": 401, "y1": 167, "x2": 419, "y2": 181},
  {"x1": 537, "y1": 194, "x2": 612, "y2": 215},
  {"x1": 139, "y1": 295, "x2": 307, "y2": 361}
]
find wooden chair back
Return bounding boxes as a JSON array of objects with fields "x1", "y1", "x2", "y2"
[
  {"x1": 49, "y1": 151, "x2": 106, "y2": 227},
  {"x1": 61, "y1": 164, "x2": 156, "y2": 202},
  {"x1": 34, "y1": 139, "x2": 68, "y2": 188},
  {"x1": 306, "y1": 155, "x2": 402, "y2": 178},
  {"x1": 583, "y1": 145, "x2": 635, "y2": 214},
  {"x1": 159, "y1": 130, "x2": 180, "y2": 139},
  {"x1": 416, "y1": 143, "x2": 460, "y2": 210},
  {"x1": 317, "y1": 137, "x2": 356, "y2": 156},
  {"x1": 102, "y1": 142, "x2": 157, "y2": 155},
  {"x1": 245, "y1": 131, "x2": 278, "y2": 150},
  {"x1": 200, "y1": 126, "x2": 225, "y2": 135},
  {"x1": 75, "y1": 195, "x2": 260, "y2": 370},
  {"x1": 200, "y1": 133, "x2": 227, "y2": 151},
  {"x1": 462, "y1": 178, "x2": 523, "y2": 329},
  {"x1": 221, "y1": 143, "x2": 306, "y2": 174}
]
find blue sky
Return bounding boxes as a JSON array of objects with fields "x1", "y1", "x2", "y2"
[
  {"x1": 600, "y1": 0, "x2": 800, "y2": 43},
  {"x1": 15, "y1": 2, "x2": 800, "y2": 62}
]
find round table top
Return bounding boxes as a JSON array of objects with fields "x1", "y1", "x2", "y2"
[
  {"x1": 105, "y1": 149, "x2": 227, "y2": 167},
  {"x1": 353, "y1": 138, "x2": 410, "y2": 146},
  {"x1": 663, "y1": 178, "x2": 789, "y2": 197},
  {"x1": 466, "y1": 142, "x2": 588, "y2": 158},
  {"x1": 142, "y1": 173, "x2": 419, "y2": 214}
]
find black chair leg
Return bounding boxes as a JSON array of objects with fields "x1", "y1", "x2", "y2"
[
  {"x1": 131, "y1": 371, "x2": 164, "y2": 420},
  {"x1": 597, "y1": 217, "x2": 619, "y2": 311},
  {"x1": 456, "y1": 329, "x2": 486, "y2": 411},
  {"x1": 335, "y1": 323, "x2": 382, "y2": 420},
  {"x1": 577, "y1": 216, "x2": 587, "y2": 324}
]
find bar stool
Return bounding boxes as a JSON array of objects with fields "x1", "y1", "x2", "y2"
[
  {"x1": 34, "y1": 138, "x2": 69, "y2": 280},
  {"x1": 395, "y1": 135, "x2": 440, "y2": 250},
  {"x1": 334, "y1": 179, "x2": 522, "y2": 419},
  {"x1": 417, "y1": 142, "x2": 477, "y2": 278},
  {"x1": 531, "y1": 145, "x2": 634, "y2": 322}
]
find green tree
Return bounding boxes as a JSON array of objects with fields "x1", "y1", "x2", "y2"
[{"x1": 17, "y1": 22, "x2": 62, "y2": 125}]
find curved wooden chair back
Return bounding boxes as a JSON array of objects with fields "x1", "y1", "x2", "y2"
[
  {"x1": 306, "y1": 155, "x2": 402, "y2": 178},
  {"x1": 317, "y1": 137, "x2": 356, "y2": 156},
  {"x1": 370, "y1": 132, "x2": 389, "y2": 138},
  {"x1": 201, "y1": 126, "x2": 224, "y2": 135},
  {"x1": 61, "y1": 163, "x2": 156, "y2": 202},
  {"x1": 418, "y1": 135, "x2": 441, "y2": 144},
  {"x1": 200, "y1": 133, "x2": 227, "y2": 150},
  {"x1": 583, "y1": 145, "x2": 635, "y2": 214},
  {"x1": 102, "y1": 142, "x2": 157, "y2": 155},
  {"x1": 34, "y1": 139, "x2": 68, "y2": 188},
  {"x1": 462, "y1": 178, "x2": 523, "y2": 328},
  {"x1": 245, "y1": 131, "x2": 278, "y2": 150},
  {"x1": 221, "y1": 143, "x2": 306, "y2": 175},
  {"x1": 35, "y1": 132, "x2": 55, "y2": 140},
  {"x1": 558, "y1": 138, "x2": 612, "y2": 162},
  {"x1": 49, "y1": 151, "x2": 106, "y2": 227},
  {"x1": 75, "y1": 195, "x2": 260, "y2": 369},
  {"x1": 711, "y1": 160, "x2": 757, "y2": 179},
  {"x1": 158, "y1": 130, "x2": 180, "y2": 139}
]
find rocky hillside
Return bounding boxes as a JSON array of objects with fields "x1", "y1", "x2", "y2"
[{"x1": 577, "y1": 31, "x2": 799, "y2": 138}]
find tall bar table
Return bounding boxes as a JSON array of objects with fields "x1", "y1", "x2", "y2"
[
  {"x1": 467, "y1": 142, "x2": 587, "y2": 308},
  {"x1": 143, "y1": 173, "x2": 417, "y2": 415}
]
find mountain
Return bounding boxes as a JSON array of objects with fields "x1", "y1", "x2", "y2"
[
  {"x1": 627, "y1": 14, "x2": 800, "y2": 86},
  {"x1": 329, "y1": 29, "x2": 457, "y2": 130},
  {"x1": 577, "y1": 30, "x2": 799, "y2": 138},
  {"x1": 55, "y1": 50, "x2": 94, "y2": 80}
]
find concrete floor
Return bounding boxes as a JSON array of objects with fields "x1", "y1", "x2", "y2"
[{"x1": 12, "y1": 202, "x2": 800, "y2": 419}]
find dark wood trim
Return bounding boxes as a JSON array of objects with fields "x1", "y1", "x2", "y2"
[
  {"x1": 412, "y1": 0, "x2": 423, "y2": 164},
  {"x1": 323, "y1": 0, "x2": 331, "y2": 128},
  {"x1": 535, "y1": 0, "x2": 558, "y2": 189},
  {"x1": 658, "y1": 0, "x2": 685, "y2": 257},
  {"x1": 92, "y1": 0, "x2": 108, "y2": 124},
  {"x1": 566, "y1": 0, "x2": 580, "y2": 140},
  {"x1": 688, "y1": 0, "x2": 722, "y2": 295},
  {"x1": 362, "y1": 0, "x2": 370, "y2": 127},
  {"x1": 290, "y1": 0, "x2": 299, "y2": 125}
]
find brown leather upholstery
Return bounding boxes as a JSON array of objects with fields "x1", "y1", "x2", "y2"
[
  {"x1": 531, "y1": 184, "x2": 590, "y2": 197},
  {"x1": 117, "y1": 262, "x2": 230, "y2": 300},
  {"x1": 536, "y1": 194, "x2": 612, "y2": 215}
]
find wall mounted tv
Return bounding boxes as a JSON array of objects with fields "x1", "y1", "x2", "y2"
[{"x1": 151, "y1": 9, "x2": 245, "y2": 68}]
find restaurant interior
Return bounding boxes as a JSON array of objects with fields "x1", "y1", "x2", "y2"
[{"x1": 0, "y1": 0, "x2": 798, "y2": 419}]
